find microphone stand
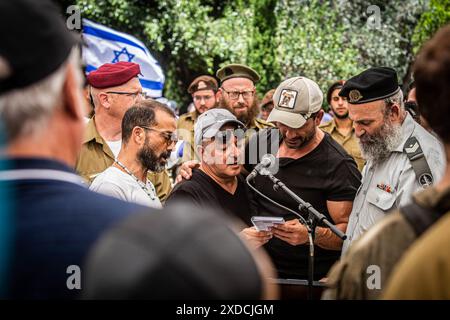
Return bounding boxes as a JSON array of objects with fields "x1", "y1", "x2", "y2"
[{"x1": 254, "y1": 169, "x2": 346, "y2": 300}]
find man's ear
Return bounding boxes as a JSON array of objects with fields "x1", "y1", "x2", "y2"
[
  {"x1": 132, "y1": 126, "x2": 146, "y2": 146},
  {"x1": 216, "y1": 88, "x2": 223, "y2": 102},
  {"x1": 314, "y1": 109, "x2": 324, "y2": 126},
  {"x1": 196, "y1": 144, "x2": 204, "y2": 160},
  {"x1": 97, "y1": 91, "x2": 111, "y2": 110},
  {"x1": 62, "y1": 63, "x2": 84, "y2": 120},
  {"x1": 389, "y1": 103, "x2": 402, "y2": 122}
]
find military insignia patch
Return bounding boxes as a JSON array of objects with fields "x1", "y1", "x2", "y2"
[
  {"x1": 419, "y1": 173, "x2": 433, "y2": 188},
  {"x1": 349, "y1": 89, "x2": 363, "y2": 103},
  {"x1": 278, "y1": 89, "x2": 297, "y2": 109}
]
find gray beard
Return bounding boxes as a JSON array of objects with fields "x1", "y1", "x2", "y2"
[{"x1": 359, "y1": 120, "x2": 403, "y2": 164}]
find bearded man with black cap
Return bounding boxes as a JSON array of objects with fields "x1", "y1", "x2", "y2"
[
  {"x1": 0, "y1": 0, "x2": 147, "y2": 298},
  {"x1": 76, "y1": 61, "x2": 172, "y2": 202},
  {"x1": 340, "y1": 67, "x2": 446, "y2": 255}
]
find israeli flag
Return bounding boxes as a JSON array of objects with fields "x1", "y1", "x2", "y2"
[{"x1": 82, "y1": 19, "x2": 164, "y2": 98}]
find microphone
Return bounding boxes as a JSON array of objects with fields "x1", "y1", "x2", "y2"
[{"x1": 246, "y1": 154, "x2": 276, "y2": 181}]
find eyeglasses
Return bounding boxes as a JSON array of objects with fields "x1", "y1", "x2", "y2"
[
  {"x1": 221, "y1": 88, "x2": 255, "y2": 100},
  {"x1": 106, "y1": 91, "x2": 146, "y2": 99},
  {"x1": 140, "y1": 126, "x2": 178, "y2": 144}
]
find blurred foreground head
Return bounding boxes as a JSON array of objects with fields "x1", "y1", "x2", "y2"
[
  {"x1": 0, "y1": 0, "x2": 84, "y2": 165},
  {"x1": 413, "y1": 24, "x2": 450, "y2": 144},
  {"x1": 83, "y1": 203, "x2": 279, "y2": 299}
]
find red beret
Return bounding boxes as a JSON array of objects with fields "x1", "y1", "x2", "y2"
[{"x1": 87, "y1": 61, "x2": 141, "y2": 88}]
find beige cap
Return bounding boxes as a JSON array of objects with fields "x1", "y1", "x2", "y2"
[{"x1": 267, "y1": 76, "x2": 323, "y2": 128}]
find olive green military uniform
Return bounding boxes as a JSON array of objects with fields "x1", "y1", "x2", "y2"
[
  {"x1": 76, "y1": 117, "x2": 172, "y2": 202},
  {"x1": 322, "y1": 185, "x2": 450, "y2": 300},
  {"x1": 249, "y1": 117, "x2": 274, "y2": 131},
  {"x1": 320, "y1": 119, "x2": 365, "y2": 171},
  {"x1": 178, "y1": 111, "x2": 274, "y2": 162},
  {"x1": 383, "y1": 208, "x2": 450, "y2": 299},
  {"x1": 177, "y1": 110, "x2": 199, "y2": 162}
]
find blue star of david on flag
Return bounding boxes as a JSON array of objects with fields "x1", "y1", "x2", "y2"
[
  {"x1": 82, "y1": 19, "x2": 165, "y2": 98},
  {"x1": 112, "y1": 47, "x2": 135, "y2": 63}
]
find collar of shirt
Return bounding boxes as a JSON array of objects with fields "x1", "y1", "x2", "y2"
[
  {"x1": 393, "y1": 112, "x2": 416, "y2": 153},
  {"x1": 182, "y1": 110, "x2": 199, "y2": 122},
  {"x1": 326, "y1": 119, "x2": 355, "y2": 140},
  {"x1": 0, "y1": 157, "x2": 85, "y2": 186},
  {"x1": 83, "y1": 116, "x2": 115, "y2": 160},
  {"x1": 83, "y1": 116, "x2": 103, "y2": 145}
]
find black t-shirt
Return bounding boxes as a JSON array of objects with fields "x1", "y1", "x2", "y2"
[
  {"x1": 166, "y1": 169, "x2": 253, "y2": 226},
  {"x1": 244, "y1": 129, "x2": 362, "y2": 279}
]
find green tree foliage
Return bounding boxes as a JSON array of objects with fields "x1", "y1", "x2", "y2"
[
  {"x1": 68, "y1": 0, "x2": 447, "y2": 110},
  {"x1": 412, "y1": 0, "x2": 450, "y2": 53}
]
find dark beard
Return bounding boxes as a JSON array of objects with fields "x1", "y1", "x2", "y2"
[
  {"x1": 334, "y1": 111, "x2": 349, "y2": 120},
  {"x1": 283, "y1": 127, "x2": 315, "y2": 149},
  {"x1": 137, "y1": 140, "x2": 170, "y2": 173},
  {"x1": 219, "y1": 97, "x2": 259, "y2": 126}
]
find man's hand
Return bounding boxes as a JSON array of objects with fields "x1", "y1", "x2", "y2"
[
  {"x1": 175, "y1": 160, "x2": 200, "y2": 184},
  {"x1": 240, "y1": 227, "x2": 272, "y2": 249},
  {"x1": 271, "y1": 219, "x2": 308, "y2": 246}
]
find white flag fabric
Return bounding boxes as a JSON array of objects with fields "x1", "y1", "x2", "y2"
[{"x1": 82, "y1": 18, "x2": 164, "y2": 98}]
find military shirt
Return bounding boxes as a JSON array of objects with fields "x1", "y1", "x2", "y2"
[
  {"x1": 323, "y1": 185, "x2": 450, "y2": 300},
  {"x1": 383, "y1": 208, "x2": 450, "y2": 299},
  {"x1": 320, "y1": 119, "x2": 365, "y2": 171},
  {"x1": 342, "y1": 113, "x2": 446, "y2": 254},
  {"x1": 177, "y1": 110, "x2": 198, "y2": 162},
  {"x1": 76, "y1": 117, "x2": 172, "y2": 202}
]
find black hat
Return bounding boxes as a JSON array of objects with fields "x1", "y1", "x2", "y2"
[
  {"x1": 83, "y1": 203, "x2": 264, "y2": 299},
  {"x1": 339, "y1": 67, "x2": 400, "y2": 104},
  {"x1": 0, "y1": 0, "x2": 78, "y2": 94}
]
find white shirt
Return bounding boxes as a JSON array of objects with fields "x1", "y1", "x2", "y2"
[
  {"x1": 342, "y1": 113, "x2": 446, "y2": 255},
  {"x1": 105, "y1": 140, "x2": 122, "y2": 159},
  {"x1": 89, "y1": 166, "x2": 162, "y2": 209}
]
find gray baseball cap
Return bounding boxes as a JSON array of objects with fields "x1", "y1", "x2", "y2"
[
  {"x1": 194, "y1": 108, "x2": 245, "y2": 146},
  {"x1": 267, "y1": 76, "x2": 323, "y2": 128}
]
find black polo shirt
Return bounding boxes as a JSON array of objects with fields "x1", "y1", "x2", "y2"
[
  {"x1": 166, "y1": 169, "x2": 253, "y2": 226},
  {"x1": 244, "y1": 129, "x2": 362, "y2": 280}
]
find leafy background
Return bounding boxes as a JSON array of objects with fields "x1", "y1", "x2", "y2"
[{"x1": 57, "y1": 0, "x2": 450, "y2": 112}]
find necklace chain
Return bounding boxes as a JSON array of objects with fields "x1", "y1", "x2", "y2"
[{"x1": 115, "y1": 160, "x2": 156, "y2": 200}]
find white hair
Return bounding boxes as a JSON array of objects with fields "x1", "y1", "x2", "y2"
[
  {"x1": 384, "y1": 89, "x2": 405, "y2": 114},
  {"x1": 0, "y1": 47, "x2": 80, "y2": 141}
]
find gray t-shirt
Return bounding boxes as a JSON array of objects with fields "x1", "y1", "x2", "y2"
[{"x1": 90, "y1": 166, "x2": 162, "y2": 209}]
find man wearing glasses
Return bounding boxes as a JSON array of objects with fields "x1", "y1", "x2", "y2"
[
  {"x1": 178, "y1": 75, "x2": 218, "y2": 162},
  {"x1": 166, "y1": 109, "x2": 272, "y2": 248},
  {"x1": 216, "y1": 64, "x2": 273, "y2": 135},
  {"x1": 174, "y1": 64, "x2": 274, "y2": 182},
  {"x1": 76, "y1": 61, "x2": 173, "y2": 202},
  {"x1": 90, "y1": 100, "x2": 177, "y2": 207}
]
